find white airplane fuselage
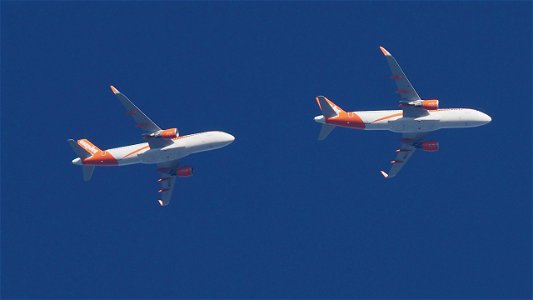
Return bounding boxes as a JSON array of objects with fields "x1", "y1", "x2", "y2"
[
  {"x1": 314, "y1": 46, "x2": 492, "y2": 178},
  {"x1": 72, "y1": 131, "x2": 234, "y2": 166},
  {"x1": 314, "y1": 108, "x2": 491, "y2": 133}
]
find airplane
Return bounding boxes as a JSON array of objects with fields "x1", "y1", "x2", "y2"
[
  {"x1": 68, "y1": 86, "x2": 235, "y2": 206},
  {"x1": 314, "y1": 46, "x2": 491, "y2": 178}
]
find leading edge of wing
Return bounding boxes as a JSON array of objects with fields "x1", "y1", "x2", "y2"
[
  {"x1": 156, "y1": 160, "x2": 181, "y2": 206},
  {"x1": 380, "y1": 132, "x2": 428, "y2": 179},
  {"x1": 157, "y1": 176, "x2": 176, "y2": 206},
  {"x1": 110, "y1": 85, "x2": 162, "y2": 135},
  {"x1": 378, "y1": 46, "x2": 421, "y2": 102}
]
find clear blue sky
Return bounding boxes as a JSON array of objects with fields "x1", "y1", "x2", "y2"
[{"x1": 2, "y1": 2, "x2": 531, "y2": 298}]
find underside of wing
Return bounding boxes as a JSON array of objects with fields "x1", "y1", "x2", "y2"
[
  {"x1": 380, "y1": 46, "x2": 421, "y2": 102},
  {"x1": 381, "y1": 133, "x2": 427, "y2": 179},
  {"x1": 156, "y1": 159, "x2": 181, "y2": 206},
  {"x1": 110, "y1": 86, "x2": 161, "y2": 134},
  {"x1": 157, "y1": 176, "x2": 177, "y2": 206},
  {"x1": 402, "y1": 106, "x2": 429, "y2": 118},
  {"x1": 110, "y1": 86, "x2": 173, "y2": 148},
  {"x1": 379, "y1": 47, "x2": 428, "y2": 118}
]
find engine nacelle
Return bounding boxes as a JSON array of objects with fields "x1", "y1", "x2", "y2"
[
  {"x1": 421, "y1": 99, "x2": 439, "y2": 110},
  {"x1": 176, "y1": 166, "x2": 193, "y2": 177},
  {"x1": 159, "y1": 128, "x2": 178, "y2": 139},
  {"x1": 420, "y1": 140, "x2": 439, "y2": 152},
  {"x1": 147, "y1": 128, "x2": 178, "y2": 139}
]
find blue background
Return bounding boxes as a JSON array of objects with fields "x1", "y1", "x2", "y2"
[{"x1": 2, "y1": 2, "x2": 531, "y2": 298}]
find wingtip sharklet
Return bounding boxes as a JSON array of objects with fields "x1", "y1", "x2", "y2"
[
  {"x1": 110, "y1": 85, "x2": 120, "y2": 94},
  {"x1": 380, "y1": 170, "x2": 389, "y2": 178},
  {"x1": 379, "y1": 46, "x2": 391, "y2": 56}
]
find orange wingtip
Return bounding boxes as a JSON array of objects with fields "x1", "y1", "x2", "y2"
[
  {"x1": 110, "y1": 85, "x2": 120, "y2": 94},
  {"x1": 380, "y1": 171, "x2": 389, "y2": 178},
  {"x1": 379, "y1": 46, "x2": 391, "y2": 56}
]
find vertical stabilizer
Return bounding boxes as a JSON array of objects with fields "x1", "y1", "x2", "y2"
[
  {"x1": 67, "y1": 139, "x2": 92, "y2": 158},
  {"x1": 315, "y1": 96, "x2": 345, "y2": 140},
  {"x1": 316, "y1": 96, "x2": 338, "y2": 118},
  {"x1": 68, "y1": 139, "x2": 98, "y2": 182},
  {"x1": 316, "y1": 96, "x2": 344, "y2": 118}
]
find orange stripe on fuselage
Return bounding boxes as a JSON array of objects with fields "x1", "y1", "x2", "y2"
[
  {"x1": 123, "y1": 145, "x2": 150, "y2": 158},
  {"x1": 103, "y1": 133, "x2": 207, "y2": 162},
  {"x1": 122, "y1": 134, "x2": 200, "y2": 158},
  {"x1": 371, "y1": 108, "x2": 466, "y2": 123},
  {"x1": 124, "y1": 135, "x2": 197, "y2": 158},
  {"x1": 372, "y1": 112, "x2": 403, "y2": 123}
]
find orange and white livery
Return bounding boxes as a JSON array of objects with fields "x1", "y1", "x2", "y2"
[
  {"x1": 69, "y1": 86, "x2": 235, "y2": 206},
  {"x1": 314, "y1": 46, "x2": 491, "y2": 178}
]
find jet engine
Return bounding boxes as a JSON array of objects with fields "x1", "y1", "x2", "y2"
[
  {"x1": 176, "y1": 166, "x2": 193, "y2": 177},
  {"x1": 421, "y1": 100, "x2": 439, "y2": 110},
  {"x1": 147, "y1": 128, "x2": 178, "y2": 139},
  {"x1": 420, "y1": 140, "x2": 439, "y2": 152}
]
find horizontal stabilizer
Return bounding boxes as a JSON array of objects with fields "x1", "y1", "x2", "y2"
[
  {"x1": 318, "y1": 124, "x2": 335, "y2": 141},
  {"x1": 83, "y1": 165, "x2": 95, "y2": 181}
]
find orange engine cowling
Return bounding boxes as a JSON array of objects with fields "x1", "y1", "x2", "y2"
[
  {"x1": 158, "y1": 128, "x2": 178, "y2": 139},
  {"x1": 176, "y1": 166, "x2": 193, "y2": 177},
  {"x1": 422, "y1": 99, "x2": 439, "y2": 110},
  {"x1": 421, "y1": 140, "x2": 439, "y2": 152}
]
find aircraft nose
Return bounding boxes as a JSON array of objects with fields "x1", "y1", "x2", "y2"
[
  {"x1": 479, "y1": 112, "x2": 492, "y2": 124},
  {"x1": 222, "y1": 132, "x2": 235, "y2": 144},
  {"x1": 72, "y1": 157, "x2": 81, "y2": 165}
]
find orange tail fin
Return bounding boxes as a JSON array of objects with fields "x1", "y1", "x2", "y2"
[
  {"x1": 316, "y1": 96, "x2": 344, "y2": 118},
  {"x1": 76, "y1": 139, "x2": 102, "y2": 156}
]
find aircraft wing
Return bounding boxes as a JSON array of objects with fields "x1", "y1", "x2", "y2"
[
  {"x1": 156, "y1": 160, "x2": 180, "y2": 206},
  {"x1": 380, "y1": 46, "x2": 421, "y2": 102},
  {"x1": 110, "y1": 85, "x2": 172, "y2": 148},
  {"x1": 110, "y1": 85, "x2": 161, "y2": 134},
  {"x1": 380, "y1": 132, "x2": 427, "y2": 179},
  {"x1": 379, "y1": 47, "x2": 428, "y2": 118}
]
